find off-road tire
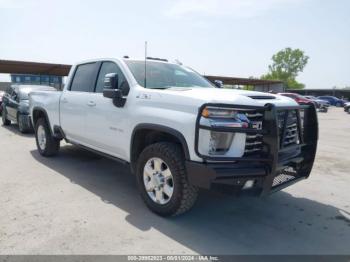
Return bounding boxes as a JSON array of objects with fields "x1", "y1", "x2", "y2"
[
  {"x1": 17, "y1": 114, "x2": 30, "y2": 133},
  {"x1": 136, "y1": 142, "x2": 198, "y2": 216},
  {"x1": 35, "y1": 118, "x2": 60, "y2": 157},
  {"x1": 2, "y1": 109, "x2": 11, "y2": 126}
]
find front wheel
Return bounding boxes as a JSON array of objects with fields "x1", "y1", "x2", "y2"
[
  {"x1": 35, "y1": 118, "x2": 60, "y2": 157},
  {"x1": 2, "y1": 109, "x2": 11, "y2": 126},
  {"x1": 17, "y1": 114, "x2": 31, "y2": 133},
  {"x1": 136, "y1": 142, "x2": 198, "y2": 216}
]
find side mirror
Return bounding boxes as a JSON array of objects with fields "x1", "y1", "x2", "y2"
[
  {"x1": 214, "y1": 80, "x2": 223, "y2": 88},
  {"x1": 214, "y1": 80, "x2": 224, "y2": 88},
  {"x1": 103, "y1": 89, "x2": 126, "y2": 107},
  {"x1": 104, "y1": 73, "x2": 119, "y2": 90},
  {"x1": 103, "y1": 73, "x2": 127, "y2": 107},
  {"x1": 103, "y1": 73, "x2": 129, "y2": 107}
]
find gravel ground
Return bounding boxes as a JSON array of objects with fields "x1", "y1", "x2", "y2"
[{"x1": 0, "y1": 108, "x2": 349, "y2": 255}]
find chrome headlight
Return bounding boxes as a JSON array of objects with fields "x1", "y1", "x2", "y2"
[
  {"x1": 198, "y1": 106, "x2": 250, "y2": 157},
  {"x1": 202, "y1": 107, "x2": 238, "y2": 118}
]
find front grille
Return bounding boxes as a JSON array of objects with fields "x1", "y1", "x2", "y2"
[
  {"x1": 244, "y1": 110, "x2": 264, "y2": 156},
  {"x1": 277, "y1": 110, "x2": 300, "y2": 148},
  {"x1": 244, "y1": 134, "x2": 263, "y2": 155},
  {"x1": 242, "y1": 109, "x2": 302, "y2": 156},
  {"x1": 272, "y1": 166, "x2": 297, "y2": 187}
]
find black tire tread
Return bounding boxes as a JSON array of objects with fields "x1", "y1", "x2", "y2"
[
  {"x1": 17, "y1": 114, "x2": 29, "y2": 133},
  {"x1": 136, "y1": 142, "x2": 198, "y2": 216},
  {"x1": 2, "y1": 110, "x2": 11, "y2": 126},
  {"x1": 35, "y1": 118, "x2": 60, "y2": 157},
  {"x1": 158, "y1": 142, "x2": 198, "y2": 216}
]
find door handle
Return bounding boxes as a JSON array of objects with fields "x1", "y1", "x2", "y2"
[
  {"x1": 61, "y1": 98, "x2": 68, "y2": 103},
  {"x1": 87, "y1": 101, "x2": 96, "y2": 107}
]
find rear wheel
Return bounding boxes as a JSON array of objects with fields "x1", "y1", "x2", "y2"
[
  {"x1": 35, "y1": 118, "x2": 60, "y2": 156},
  {"x1": 136, "y1": 142, "x2": 198, "y2": 216},
  {"x1": 2, "y1": 109, "x2": 11, "y2": 126}
]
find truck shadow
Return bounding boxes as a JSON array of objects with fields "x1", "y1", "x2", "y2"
[{"x1": 30, "y1": 145, "x2": 350, "y2": 254}]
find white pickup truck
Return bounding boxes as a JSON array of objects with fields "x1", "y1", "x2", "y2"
[{"x1": 29, "y1": 58, "x2": 318, "y2": 216}]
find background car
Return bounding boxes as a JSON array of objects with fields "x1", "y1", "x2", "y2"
[
  {"x1": 2, "y1": 85, "x2": 56, "y2": 133},
  {"x1": 317, "y1": 96, "x2": 346, "y2": 107},
  {"x1": 0, "y1": 90, "x2": 5, "y2": 115},
  {"x1": 344, "y1": 102, "x2": 350, "y2": 113},
  {"x1": 278, "y1": 93, "x2": 315, "y2": 106},
  {"x1": 304, "y1": 95, "x2": 330, "y2": 112}
]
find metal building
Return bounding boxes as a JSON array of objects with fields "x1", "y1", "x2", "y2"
[{"x1": 10, "y1": 74, "x2": 63, "y2": 89}]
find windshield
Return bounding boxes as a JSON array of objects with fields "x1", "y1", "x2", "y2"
[{"x1": 125, "y1": 60, "x2": 213, "y2": 89}]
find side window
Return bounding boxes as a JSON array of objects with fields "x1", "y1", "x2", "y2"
[
  {"x1": 95, "y1": 62, "x2": 127, "y2": 93},
  {"x1": 70, "y1": 63, "x2": 97, "y2": 92},
  {"x1": 12, "y1": 89, "x2": 18, "y2": 100}
]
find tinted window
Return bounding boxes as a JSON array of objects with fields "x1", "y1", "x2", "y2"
[
  {"x1": 12, "y1": 88, "x2": 19, "y2": 101},
  {"x1": 95, "y1": 62, "x2": 127, "y2": 93},
  {"x1": 70, "y1": 63, "x2": 97, "y2": 92}
]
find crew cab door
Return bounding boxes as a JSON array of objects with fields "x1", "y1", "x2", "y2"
[
  {"x1": 6, "y1": 87, "x2": 19, "y2": 121},
  {"x1": 60, "y1": 62, "x2": 99, "y2": 143},
  {"x1": 83, "y1": 61, "x2": 130, "y2": 159}
]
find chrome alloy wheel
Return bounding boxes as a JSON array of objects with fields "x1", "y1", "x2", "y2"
[
  {"x1": 37, "y1": 125, "x2": 46, "y2": 150},
  {"x1": 143, "y1": 157, "x2": 174, "y2": 205}
]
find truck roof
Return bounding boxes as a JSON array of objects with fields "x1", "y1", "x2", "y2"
[{"x1": 74, "y1": 57, "x2": 175, "y2": 66}]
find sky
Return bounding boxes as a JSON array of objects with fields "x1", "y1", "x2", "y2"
[{"x1": 0, "y1": 0, "x2": 349, "y2": 89}]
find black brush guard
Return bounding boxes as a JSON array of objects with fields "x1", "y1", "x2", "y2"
[{"x1": 186, "y1": 103, "x2": 318, "y2": 196}]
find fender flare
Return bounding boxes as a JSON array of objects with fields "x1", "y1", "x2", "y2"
[
  {"x1": 130, "y1": 123, "x2": 190, "y2": 161},
  {"x1": 31, "y1": 106, "x2": 53, "y2": 135}
]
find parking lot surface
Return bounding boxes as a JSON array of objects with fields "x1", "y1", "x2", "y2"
[{"x1": 0, "y1": 108, "x2": 349, "y2": 255}]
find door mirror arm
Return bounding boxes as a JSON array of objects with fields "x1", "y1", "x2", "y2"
[{"x1": 103, "y1": 89, "x2": 126, "y2": 107}]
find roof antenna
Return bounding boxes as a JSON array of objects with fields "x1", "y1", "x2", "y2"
[{"x1": 144, "y1": 41, "x2": 147, "y2": 88}]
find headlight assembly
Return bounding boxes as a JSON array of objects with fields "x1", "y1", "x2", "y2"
[
  {"x1": 198, "y1": 106, "x2": 251, "y2": 157},
  {"x1": 202, "y1": 107, "x2": 238, "y2": 118}
]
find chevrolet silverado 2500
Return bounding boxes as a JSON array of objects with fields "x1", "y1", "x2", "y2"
[{"x1": 29, "y1": 58, "x2": 318, "y2": 216}]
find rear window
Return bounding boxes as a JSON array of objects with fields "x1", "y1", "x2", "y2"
[{"x1": 70, "y1": 63, "x2": 97, "y2": 92}]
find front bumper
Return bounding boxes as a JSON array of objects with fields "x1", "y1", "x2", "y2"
[{"x1": 186, "y1": 103, "x2": 318, "y2": 196}]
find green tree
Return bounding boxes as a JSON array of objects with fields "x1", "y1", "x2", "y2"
[{"x1": 262, "y1": 48, "x2": 309, "y2": 89}]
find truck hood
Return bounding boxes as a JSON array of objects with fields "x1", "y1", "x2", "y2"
[{"x1": 153, "y1": 87, "x2": 298, "y2": 108}]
